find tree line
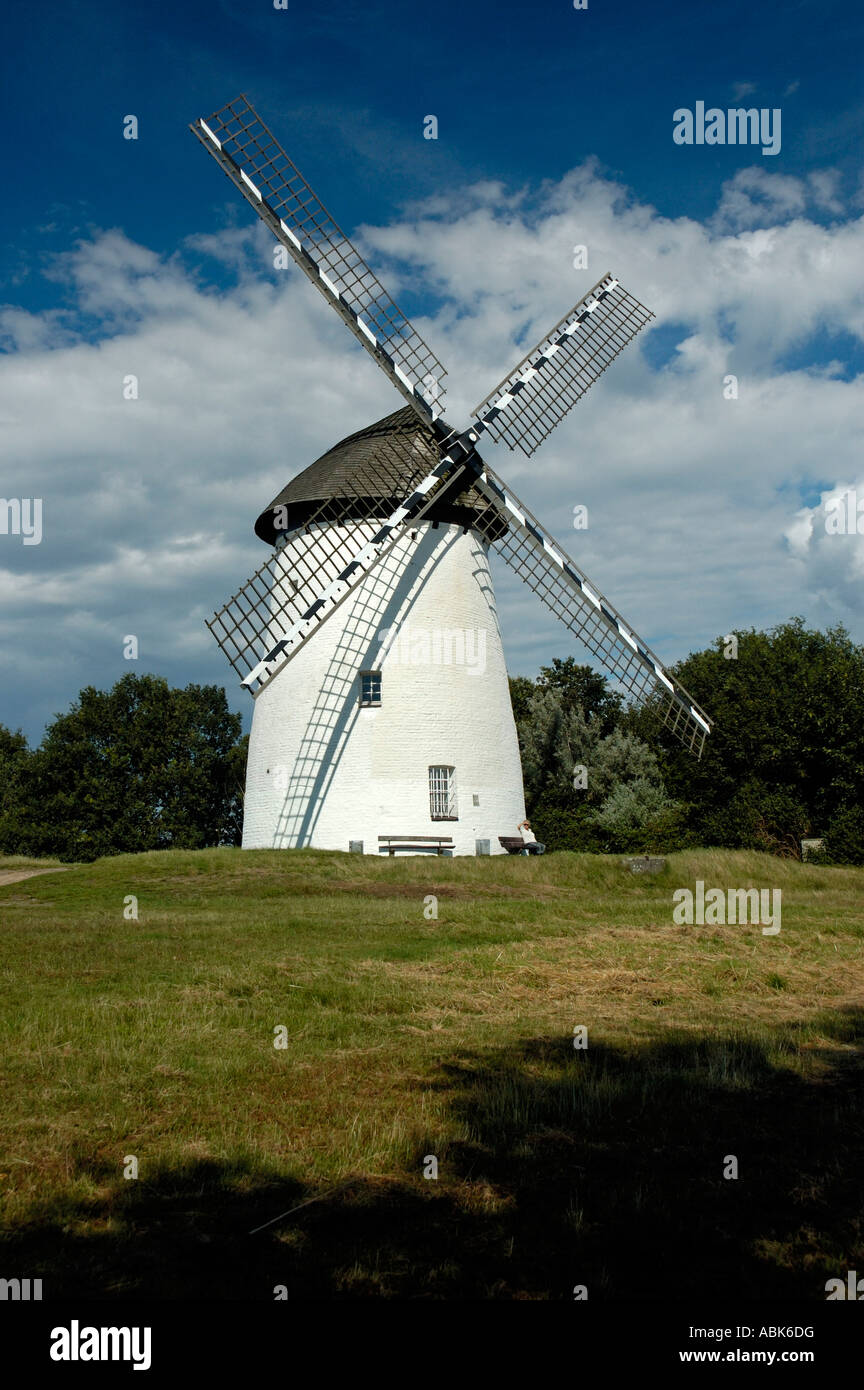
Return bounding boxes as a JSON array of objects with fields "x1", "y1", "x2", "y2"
[
  {"x1": 0, "y1": 675, "x2": 246, "y2": 861},
  {"x1": 510, "y1": 618, "x2": 864, "y2": 863},
  {"x1": 1, "y1": 618, "x2": 861, "y2": 862}
]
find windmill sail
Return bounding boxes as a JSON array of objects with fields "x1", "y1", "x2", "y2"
[
  {"x1": 208, "y1": 423, "x2": 482, "y2": 692},
  {"x1": 469, "y1": 463, "x2": 711, "y2": 757},
  {"x1": 191, "y1": 94, "x2": 446, "y2": 421},
  {"x1": 471, "y1": 275, "x2": 654, "y2": 456},
  {"x1": 209, "y1": 411, "x2": 710, "y2": 754}
]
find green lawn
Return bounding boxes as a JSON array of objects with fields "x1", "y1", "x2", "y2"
[{"x1": 1, "y1": 846, "x2": 862, "y2": 1299}]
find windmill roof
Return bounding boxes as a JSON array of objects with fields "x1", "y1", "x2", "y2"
[{"x1": 253, "y1": 406, "x2": 505, "y2": 543}]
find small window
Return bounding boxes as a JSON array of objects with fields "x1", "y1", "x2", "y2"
[
  {"x1": 429, "y1": 765, "x2": 457, "y2": 820},
  {"x1": 360, "y1": 670, "x2": 381, "y2": 706}
]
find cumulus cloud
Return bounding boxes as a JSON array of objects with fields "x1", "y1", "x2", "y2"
[
  {"x1": 784, "y1": 480, "x2": 864, "y2": 614},
  {"x1": 713, "y1": 166, "x2": 846, "y2": 230},
  {"x1": 1, "y1": 157, "x2": 863, "y2": 740}
]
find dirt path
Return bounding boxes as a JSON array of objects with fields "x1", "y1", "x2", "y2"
[{"x1": 0, "y1": 867, "x2": 69, "y2": 887}]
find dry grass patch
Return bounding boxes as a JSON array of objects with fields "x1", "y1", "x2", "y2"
[{"x1": 1, "y1": 845, "x2": 862, "y2": 1298}]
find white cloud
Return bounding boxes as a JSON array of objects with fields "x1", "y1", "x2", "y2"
[
  {"x1": 784, "y1": 481, "x2": 864, "y2": 614},
  {"x1": 712, "y1": 167, "x2": 809, "y2": 228},
  {"x1": 2, "y1": 158, "x2": 863, "y2": 741},
  {"x1": 712, "y1": 167, "x2": 846, "y2": 231}
]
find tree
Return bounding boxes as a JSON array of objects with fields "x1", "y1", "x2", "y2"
[
  {"x1": 0, "y1": 725, "x2": 30, "y2": 852},
  {"x1": 518, "y1": 687, "x2": 597, "y2": 807},
  {"x1": 592, "y1": 777, "x2": 677, "y2": 849},
  {"x1": 0, "y1": 724, "x2": 29, "y2": 781},
  {"x1": 4, "y1": 675, "x2": 245, "y2": 861},
  {"x1": 515, "y1": 683, "x2": 680, "y2": 852},
  {"x1": 823, "y1": 805, "x2": 864, "y2": 867},
  {"x1": 225, "y1": 733, "x2": 249, "y2": 847},
  {"x1": 581, "y1": 725, "x2": 663, "y2": 805},
  {"x1": 652, "y1": 619, "x2": 864, "y2": 853},
  {"x1": 510, "y1": 620, "x2": 864, "y2": 860},
  {"x1": 508, "y1": 675, "x2": 536, "y2": 726},
  {"x1": 536, "y1": 657, "x2": 623, "y2": 733}
]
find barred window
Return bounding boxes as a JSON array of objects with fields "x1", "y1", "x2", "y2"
[
  {"x1": 429, "y1": 765, "x2": 457, "y2": 820},
  {"x1": 360, "y1": 670, "x2": 382, "y2": 706}
]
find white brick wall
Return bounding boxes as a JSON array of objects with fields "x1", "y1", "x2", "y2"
[{"x1": 242, "y1": 520, "x2": 526, "y2": 855}]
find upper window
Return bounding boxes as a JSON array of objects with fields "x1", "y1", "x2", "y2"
[
  {"x1": 360, "y1": 670, "x2": 382, "y2": 706},
  {"x1": 429, "y1": 765, "x2": 457, "y2": 820}
]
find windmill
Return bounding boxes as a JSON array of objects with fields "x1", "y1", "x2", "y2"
[{"x1": 191, "y1": 94, "x2": 711, "y2": 855}]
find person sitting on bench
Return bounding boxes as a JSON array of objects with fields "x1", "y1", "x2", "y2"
[{"x1": 518, "y1": 820, "x2": 546, "y2": 855}]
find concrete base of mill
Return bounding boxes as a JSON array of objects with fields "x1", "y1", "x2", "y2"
[{"x1": 241, "y1": 520, "x2": 527, "y2": 855}]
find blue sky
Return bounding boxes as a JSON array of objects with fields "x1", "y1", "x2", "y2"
[
  {"x1": 2, "y1": 0, "x2": 864, "y2": 743},
  {"x1": 5, "y1": 0, "x2": 862, "y2": 311}
]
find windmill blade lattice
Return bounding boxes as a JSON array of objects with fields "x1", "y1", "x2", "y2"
[
  {"x1": 470, "y1": 463, "x2": 711, "y2": 756},
  {"x1": 208, "y1": 425, "x2": 480, "y2": 692},
  {"x1": 472, "y1": 275, "x2": 654, "y2": 457},
  {"x1": 191, "y1": 94, "x2": 446, "y2": 421}
]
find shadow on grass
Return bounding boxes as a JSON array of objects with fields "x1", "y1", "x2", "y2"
[{"x1": 3, "y1": 1008, "x2": 863, "y2": 1300}]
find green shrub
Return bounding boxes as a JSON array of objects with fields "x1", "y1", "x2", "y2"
[
  {"x1": 823, "y1": 805, "x2": 864, "y2": 866},
  {"x1": 700, "y1": 783, "x2": 810, "y2": 857}
]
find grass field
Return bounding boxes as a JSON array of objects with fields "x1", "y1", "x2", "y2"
[{"x1": 1, "y1": 846, "x2": 862, "y2": 1300}]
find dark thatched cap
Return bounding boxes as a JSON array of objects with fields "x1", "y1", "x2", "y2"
[{"x1": 254, "y1": 406, "x2": 506, "y2": 544}]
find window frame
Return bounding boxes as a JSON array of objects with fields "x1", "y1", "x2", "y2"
[
  {"x1": 359, "y1": 669, "x2": 382, "y2": 707},
  {"x1": 429, "y1": 764, "x2": 458, "y2": 821}
]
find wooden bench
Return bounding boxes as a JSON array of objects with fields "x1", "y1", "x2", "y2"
[
  {"x1": 499, "y1": 836, "x2": 525, "y2": 855},
  {"x1": 379, "y1": 835, "x2": 454, "y2": 857}
]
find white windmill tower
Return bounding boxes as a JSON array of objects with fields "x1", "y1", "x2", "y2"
[{"x1": 191, "y1": 96, "x2": 712, "y2": 855}]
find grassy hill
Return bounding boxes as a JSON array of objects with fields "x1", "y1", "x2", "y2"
[{"x1": 1, "y1": 846, "x2": 862, "y2": 1299}]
